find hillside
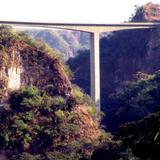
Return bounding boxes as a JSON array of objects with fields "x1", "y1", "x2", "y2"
[
  {"x1": 90, "y1": 71, "x2": 160, "y2": 160},
  {"x1": 0, "y1": 25, "x2": 111, "y2": 160},
  {"x1": 26, "y1": 29, "x2": 90, "y2": 60},
  {"x1": 67, "y1": 2, "x2": 160, "y2": 132}
]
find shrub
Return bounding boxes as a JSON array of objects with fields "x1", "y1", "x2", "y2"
[
  {"x1": 55, "y1": 110, "x2": 65, "y2": 119},
  {"x1": 39, "y1": 93, "x2": 53, "y2": 114},
  {"x1": 46, "y1": 151, "x2": 80, "y2": 160},
  {"x1": 11, "y1": 152, "x2": 37, "y2": 160},
  {"x1": 53, "y1": 96, "x2": 66, "y2": 107},
  {"x1": 0, "y1": 85, "x2": 104, "y2": 159},
  {"x1": 9, "y1": 86, "x2": 42, "y2": 112},
  {"x1": 71, "y1": 85, "x2": 84, "y2": 104}
]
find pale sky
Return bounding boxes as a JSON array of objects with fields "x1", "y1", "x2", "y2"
[{"x1": 0, "y1": 0, "x2": 160, "y2": 23}]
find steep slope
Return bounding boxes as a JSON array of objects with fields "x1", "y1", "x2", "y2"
[
  {"x1": 0, "y1": 26, "x2": 72, "y2": 103},
  {"x1": 0, "y1": 25, "x2": 110, "y2": 160}
]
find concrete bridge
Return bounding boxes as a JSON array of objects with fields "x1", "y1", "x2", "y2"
[{"x1": 0, "y1": 21, "x2": 160, "y2": 110}]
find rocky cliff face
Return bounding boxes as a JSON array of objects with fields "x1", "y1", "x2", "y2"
[
  {"x1": 131, "y1": 2, "x2": 160, "y2": 22},
  {"x1": 0, "y1": 26, "x2": 72, "y2": 102}
]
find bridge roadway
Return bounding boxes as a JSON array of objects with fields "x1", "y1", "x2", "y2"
[{"x1": 0, "y1": 21, "x2": 160, "y2": 110}]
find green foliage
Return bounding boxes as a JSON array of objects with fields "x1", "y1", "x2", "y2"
[
  {"x1": 87, "y1": 106, "x2": 97, "y2": 117},
  {"x1": 63, "y1": 63, "x2": 74, "y2": 79},
  {"x1": 0, "y1": 44, "x2": 7, "y2": 69},
  {"x1": 0, "y1": 25, "x2": 106, "y2": 159},
  {"x1": 18, "y1": 32, "x2": 38, "y2": 47},
  {"x1": 71, "y1": 85, "x2": 85, "y2": 104},
  {"x1": 55, "y1": 109, "x2": 65, "y2": 119},
  {"x1": 0, "y1": 25, "x2": 19, "y2": 42},
  {"x1": 117, "y1": 111, "x2": 160, "y2": 159},
  {"x1": 11, "y1": 152, "x2": 37, "y2": 160},
  {"x1": 71, "y1": 85, "x2": 97, "y2": 117},
  {"x1": 39, "y1": 93, "x2": 53, "y2": 114},
  {"x1": 107, "y1": 71, "x2": 160, "y2": 159},
  {"x1": 107, "y1": 71, "x2": 160, "y2": 131},
  {"x1": 0, "y1": 85, "x2": 103, "y2": 159},
  {"x1": 0, "y1": 25, "x2": 60, "y2": 59},
  {"x1": 46, "y1": 151, "x2": 80, "y2": 160},
  {"x1": 53, "y1": 96, "x2": 66, "y2": 108},
  {"x1": 18, "y1": 32, "x2": 65, "y2": 63},
  {"x1": 0, "y1": 86, "x2": 55, "y2": 152},
  {"x1": 10, "y1": 86, "x2": 43, "y2": 112}
]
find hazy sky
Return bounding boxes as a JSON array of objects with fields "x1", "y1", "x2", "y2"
[{"x1": 0, "y1": 0, "x2": 160, "y2": 23}]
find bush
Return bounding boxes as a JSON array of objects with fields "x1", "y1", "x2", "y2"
[
  {"x1": 46, "y1": 151, "x2": 80, "y2": 160},
  {"x1": 55, "y1": 110, "x2": 65, "y2": 119},
  {"x1": 71, "y1": 85, "x2": 84, "y2": 104},
  {"x1": 0, "y1": 25, "x2": 19, "y2": 41},
  {"x1": 11, "y1": 152, "x2": 37, "y2": 160},
  {"x1": 9, "y1": 86, "x2": 42, "y2": 112},
  {"x1": 0, "y1": 85, "x2": 104, "y2": 159},
  {"x1": 53, "y1": 96, "x2": 66, "y2": 108}
]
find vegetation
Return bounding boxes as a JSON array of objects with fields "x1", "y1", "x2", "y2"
[
  {"x1": 0, "y1": 25, "x2": 113, "y2": 159},
  {"x1": 0, "y1": 85, "x2": 110, "y2": 159},
  {"x1": 0, "y1": 25, "x2": 72, "y2": 79},
  {"x1": 90, "y1": 71, "x2": 160, "y2": 159},
  {"x1": 67, "y1": 50, "x2": 90, "y2": 94},
  {"x1": 117, "y1": 111, "x2": 160, "y2": 159},
  {"x1": 105, "y1": 71, "x2": 160, "y2": 132},
  {"x1": 1, "y1": 7, "x2": 160, "y2": 158},
  {"x1": 109, "y1": 71, "x2": 160, "y2": 160}
]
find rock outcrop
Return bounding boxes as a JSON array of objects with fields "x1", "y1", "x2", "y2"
[{"x1": 131, "y1": 2, "x2": 160, "y2": 22}]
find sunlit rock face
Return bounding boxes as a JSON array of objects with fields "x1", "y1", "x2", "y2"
[{"x1": 7, "y1": 67, "x2": 22, "y2": 90}]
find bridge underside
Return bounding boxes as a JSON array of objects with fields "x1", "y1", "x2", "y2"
[{"x1": 0, "y1": 21, "x2": 159, "y2": 110}]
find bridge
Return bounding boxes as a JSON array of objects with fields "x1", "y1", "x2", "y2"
[{"x1": 0, "y1": 21, "x2": 160, "y2": 110}]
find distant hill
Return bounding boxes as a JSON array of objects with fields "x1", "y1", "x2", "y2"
[{"x1": 26, "y1": 29, "x2": 90, "y2": 60}]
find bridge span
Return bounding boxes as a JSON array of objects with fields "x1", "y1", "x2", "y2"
[{"x1": 0, "y1": 21, "x2": 160, "y2": 110}]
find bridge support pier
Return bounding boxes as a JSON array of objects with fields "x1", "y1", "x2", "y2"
[{"x1": 90, "y1": 32, "x2": 100, "y2": 111}]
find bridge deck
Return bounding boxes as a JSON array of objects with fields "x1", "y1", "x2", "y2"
[{"x1": 0, "y1": 21, "x2": 159, "y2": 32}]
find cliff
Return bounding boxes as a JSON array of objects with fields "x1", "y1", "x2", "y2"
[
  {"x1": 0, "y1": 26, "x2": 72, "y2": 102},
  {"x1": 0, "y1": 25, "x2": 108, "y2": 160}
]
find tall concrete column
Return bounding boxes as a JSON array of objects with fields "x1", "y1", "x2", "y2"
[{"x1": 90, "y1": 32, "x2": 100, "y2": 111}]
